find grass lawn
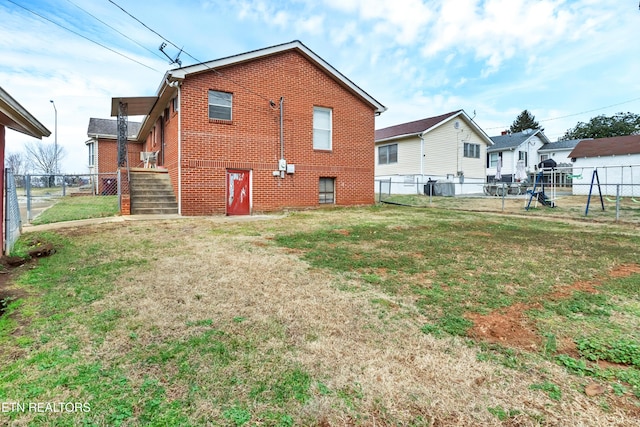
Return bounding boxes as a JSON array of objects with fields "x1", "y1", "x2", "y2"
[
  {"x1": 380, "y1": 193, "x2": 640, "y2": 224},
  {"x1": 0, "y1": 205, "x2": 639, "y2": 425},
  {"x1": 31, "y1": 196, "x2": 119, "y2": 225}
]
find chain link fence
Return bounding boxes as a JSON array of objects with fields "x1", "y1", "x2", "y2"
[
  {"x1": 5, "y1": 170, "x2": 21, "y2": 254},
  {"x1": 376, "y1": 172, "x2": 640, "y2": 224},
  {"x1": 14, "y1": 172, "x2": 120, "y2": 223}
]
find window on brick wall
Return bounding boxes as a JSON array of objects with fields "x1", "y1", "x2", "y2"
[
  {"x1": 319, "y1": 178, "x2": 335, "y2": 204},
  {"x1": 378, "y1": 144, "x2": 397, "y2": 165},
  {"x1": 208, "y1": 90, "x2": 232, "y2": 120},
  {"x1": 313, "y1": 107, "x2": 332, "y2": 150}
]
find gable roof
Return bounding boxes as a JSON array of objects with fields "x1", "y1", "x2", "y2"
[
  {"x1": 0, "y1": 86, "x2": 50, "y2": 139},
  {"x1": 569, "y1": 134, "x2": 640, "y2": 158},
  {"x1": 169, "y1": 40, "x2": 386, "y2": 114},
  {"x1": 375, "y1": 110, "x2": 493, "y2": 146},
  {"x1": 87, "y1": 118, "x2": 141, "y2": 140},
  {"x1": 487, "y1": 129, "x2": 550, "y2": 153},
  {"x1": 134, "y1": 40, "x2": 386, "y2": 142},
  {"x1": 538, "y1": 138, "x2": 583, "y2": 153}
]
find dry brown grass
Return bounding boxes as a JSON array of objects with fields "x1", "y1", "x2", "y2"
[{"x1": 51, "y1": 213, "x2": 638, "y2": 426}]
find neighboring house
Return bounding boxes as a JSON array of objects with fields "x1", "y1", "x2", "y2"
[
  {"x1": 0, "y1": 86, "x2": 50, "y2": 253},
  {"x1": 110, "y1": 40, "x2": 386, "y2": 215},
  {"x1": 568, "y1": 135, "x2": 640, "y2": 196},
  {"x1": 487, "y1": 129, "x2": 551, "y2": 182},
  {"x1": 375, "y1": 110, "x2": 493, "y2": 195},
  {"x1": 537, "y1": 138, "x2": 582, "y2": 186},
  {"x1": 86, "y1": 118, "x2": 142, "y2": 194}
]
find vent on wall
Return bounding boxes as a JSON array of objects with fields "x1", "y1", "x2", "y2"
[{"x1": 454, "y1": 121, "x2": 460, "y2": 129}]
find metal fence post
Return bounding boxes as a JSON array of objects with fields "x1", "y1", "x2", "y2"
[
  {"x1": 117, "y1": 169, "x2": 122, "y2": 211},
  {"x1": 26, "y1": 174, "x2": 31, "y2": 223},
  {"x1": 62, "y1": 175, "x2": 66, "y2": 196},
  {"x1": 616, "y1": 184, "x2": 620, "y2": 222}
]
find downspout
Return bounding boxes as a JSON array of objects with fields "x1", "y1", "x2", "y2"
[
  {"x1": 280, "y1": 97, "x2": 284, "y2": 161},
  {"x1": 177, "y1": 85, "x2": 182, "y2": 215},
  {"x1": 418, "y1": 132, "x2": 425, "y2": 179}
]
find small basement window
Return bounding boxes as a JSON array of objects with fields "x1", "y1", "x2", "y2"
[{"x1": 319, "y1": 178, "x2": 335, "y2": 204}]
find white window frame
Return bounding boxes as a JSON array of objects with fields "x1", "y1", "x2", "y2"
[
  {"x1": 519, "y1": 150, "x2": 528, "y2": 166},
  {"x1": 88, "y1": 141, "x2": 95, "y2": 167},
  {"x1": 464, "y1": 143, "x2": 480, "y2": 158},
  {"x1": 489, "y1": 152, "x2": 499, "y2": 168},
  {"x1": 378, "y1": 144, "x2": 398, "y2": 165},
  {"x1": 313, "y1": 107, "x2": 332, "y2": 150},
  {"x1": 208, "y1": 90, "x2": 232, "y2": 121}
]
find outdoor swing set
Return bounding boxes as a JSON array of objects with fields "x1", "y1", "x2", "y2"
[{"x1": 584, "y1": 164, "x2": 640, "y2": 216}]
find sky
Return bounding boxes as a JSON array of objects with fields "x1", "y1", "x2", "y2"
[{"x1": 1, "y1": 0, "x2": 640, "y2": 174}]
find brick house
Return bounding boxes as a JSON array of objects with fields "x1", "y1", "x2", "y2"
[
  {"x1": 115, "y1": 40, "x2": 386, "y2": 215},
  {"x1": 86, "y1": 118, "x2": 142, "y2": 194}
]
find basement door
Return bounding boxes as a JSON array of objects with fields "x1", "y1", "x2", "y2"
[{"x1": 226, "y1": 169, "x2": 251, "y2": 215}]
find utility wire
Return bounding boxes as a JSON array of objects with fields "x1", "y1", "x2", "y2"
[
  {"x1": 65, "y1": 0, "x2": 167, "y2": 62},
  {"x1": 485, "y1": 96, "x2": 640, "y2": 130},
  {"x1": 6, "y1": 0, "x2": 159, "y2": 72},
  {"x1": 106, "y1": 0, "x2": 274, "y2": 103}
]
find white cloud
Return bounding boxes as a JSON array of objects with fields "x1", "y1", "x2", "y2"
[
  {"x1": 323, "y1": 0, "x2": 433, "y2": 44},
  {"x1": 421, "y1": 0, "x2": 580, "y2": 70},
  {"x1": 295, "y1": 14, "x2": 325, "y2": 35}
]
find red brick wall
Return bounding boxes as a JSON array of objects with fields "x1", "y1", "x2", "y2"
[
  {"x1": 172, "y1": 50, "x2": 376, "y2": 215},
  {"x1": 96, "y1": 138, "x2": 142, "y2": 193},
  {"x1": 0, "y1": 125, "x2": 5, "y2": 252}
]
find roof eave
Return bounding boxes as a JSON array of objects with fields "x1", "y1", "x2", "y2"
[
  {"x1": 0, "y1": 86, "x2": 51, "y2": 139},
  {"x1": 168, "y1": 40, "x2": 386, "y2": 114}
]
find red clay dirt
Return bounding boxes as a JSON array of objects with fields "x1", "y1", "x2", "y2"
[{"x1": 466, "y1": 263, "x2": 640, "y2": 351}]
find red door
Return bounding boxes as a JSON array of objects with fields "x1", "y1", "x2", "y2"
[{"x1": 226, "y1": 169, "x2": 250, "y2": 215}]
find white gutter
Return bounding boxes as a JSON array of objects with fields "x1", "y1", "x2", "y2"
[
  {"x1": 177, "y1": 85, "x2": 182, "y2": 215},
  {"x1": 419, "y1": 132, "x2": 425, "y2": 178}
]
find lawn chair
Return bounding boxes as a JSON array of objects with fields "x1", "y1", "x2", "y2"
[{"x1": 140, "y1": 151, "x2": 159, "y2": 168}]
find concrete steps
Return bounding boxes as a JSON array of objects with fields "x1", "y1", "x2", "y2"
[{"x1": 130, "y1": 170, "x2": 178, "y2": 215}]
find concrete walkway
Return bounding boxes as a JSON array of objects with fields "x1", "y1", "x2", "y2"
[{"x1": 22, "y1": 213, "x2": 285, "y2": 233}]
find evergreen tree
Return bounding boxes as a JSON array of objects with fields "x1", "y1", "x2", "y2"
[{"x1": 510, "y1": 110, "x2": 540, "y2": 133}]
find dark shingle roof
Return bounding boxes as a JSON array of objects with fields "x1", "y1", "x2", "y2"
[
  {"x1": 87, "y1": 118, "x2": 141, "y2": 139},
  {"x1": 375, "y1": 110, "x2": 461, "y2": 141},
  {"x1": 487, "y1": 129, "x2": 549, "y2": 153},
  {"x1": 538, "y1": 139, "x2": 582, "y2": 152},
  {"x1": 569, "y1": 135, "x2": 640, "y2": 158}
]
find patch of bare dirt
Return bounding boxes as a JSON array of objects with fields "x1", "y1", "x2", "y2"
[
  {"x1": 609, "y1": 263, "x2": 640, "y2": 278},
  {"x1": 467, "y1": 303, "x2": 543, "y2": 351},
  {"x1": 467, "y1": 264, "x2": 640, "y2": 351}
]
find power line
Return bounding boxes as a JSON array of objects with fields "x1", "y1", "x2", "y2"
[
  {"x1": 485, "y1": 96, "x2": 640, "y2": 130},
  {"x1": 6, "y1": 0, "x2": 160, "y2": 72},
  {"x1": 64, "y1": 0, "x2": 167, "y2": 62},
  {"x1": 106, "y1": 0, "x2": 274, "y2": 103}
]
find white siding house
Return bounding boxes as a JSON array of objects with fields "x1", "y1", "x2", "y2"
[
  {"x1": 568, "y1": 135, "x2": 640, "y2": 196},
  {"x1": 375, "y1": 110, "x2": 493, "y2": 195},
  {"x1": 487, "y1": 129, "x2": 550, "y2": 183}
]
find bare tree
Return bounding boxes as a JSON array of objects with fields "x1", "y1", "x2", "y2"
[
  {"x1": 5, "y1": 152, "x2": 26, "y2": 175},
  {"x1": 24, "y1": 141, "x2": 64, "y2": 187}
]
